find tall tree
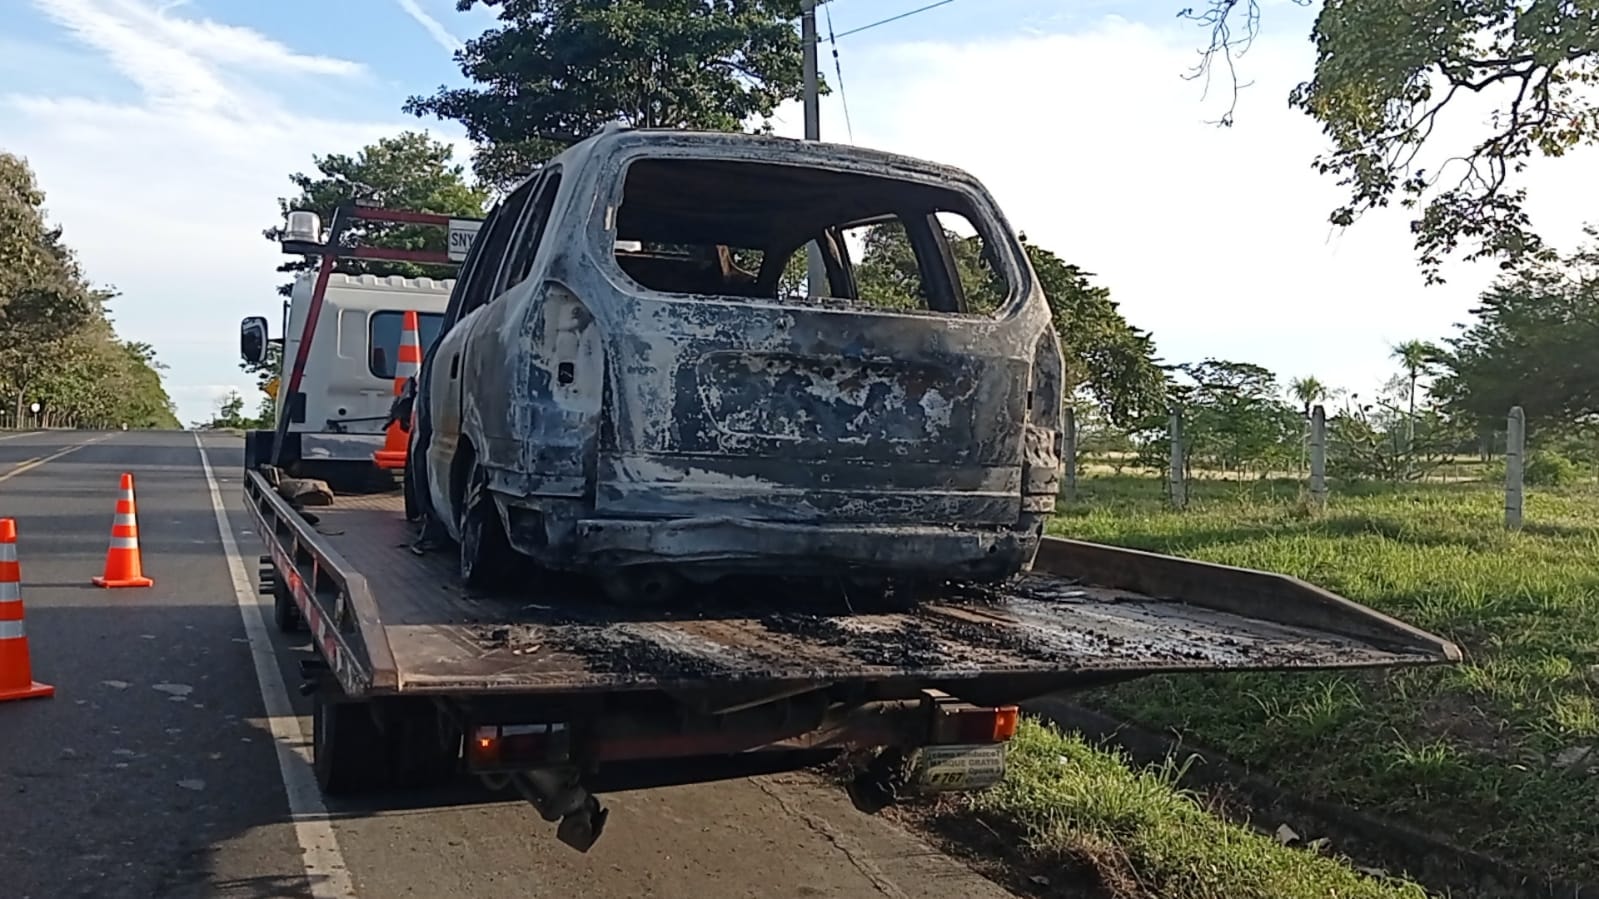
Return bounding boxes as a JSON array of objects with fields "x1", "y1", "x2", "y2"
[
  {"x1": 404, "y1": 0, "x2": 813, "y2": 188},
  {"x1": 1433, "y1": 230, "x2": 1599, "y2": 431},
  {"x1": 1288, "y1": 375, "x2": 1329, "y2": 473},
  {"x1": 1185, "y1": 0, "x2": 1599, "y2": 282},
  {"x1": 1023, "y1": 242, "x2": 1168, "y2": 428},
  {"x1": 1288, "y1": 376, "x2": 1328, "y2": 417},
  {"x1": 847, "y1": 223, "x2": 1167, "y2": 428},
  {"x1": 263, "y1": 131, "x2": 490, "y2": 293},
  {"x1": 1146, "y1": 359, "x2": 1303, "y2": 477},
  {"x1": 256, "y1": 132, "x2": 490, "y2": 395},
  {"x1": 1, "y1": 151, "x2": 179, "y2": 429},
  {"x1": 1390, "y1": 339, "x2": 1444, "y2": 450}
]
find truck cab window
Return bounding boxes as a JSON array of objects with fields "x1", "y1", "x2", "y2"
[{"x1": 369, "y1": 311, "x2": 445, "y2": 379}]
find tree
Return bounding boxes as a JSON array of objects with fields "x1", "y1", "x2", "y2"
[
  {"x1": 263, "y1": 131, "x2": 490, "y2": 293},
  {"x1": 1288, "y1": 376, "x2": 1328, "y2": 417},
  {"x1": 404, "y1": 0, "x2": 814, "y2": 188},
  {"x1": 1, "y1": 151, "x2": 179, "y2": 429},
  {"x1": 1023, "y1": 243, "x2": 1168, "y2": 428},
  {"x1": 1433, "y1": 230, "x2": 1599, "y2": 433},
  {"x1": 1184, "y1": 0, "x2": 1599, "y2": 283},
  {"x1": 256, "y1": 131, "x2": 490, "y2": 397},
  {"x1": 848, "y1": 223, "x2": 1167, "y2": 429},
  {"x1": 1390, "y1": 339, "x2": 1445, "y2": 450},
  {"x1": 1142, "y1": 359, "x2": 1302, "y2": 478},
  {"x1": 1287, "y1": 375, "x2": 1329, "y2": 472},
  {"x1": 198, "y1": 390, "x2": 252, "y2": 431}
]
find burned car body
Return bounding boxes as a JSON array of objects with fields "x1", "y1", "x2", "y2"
[{"x1": 407, "y1": 126, "x2": 1065, "y2": 597}]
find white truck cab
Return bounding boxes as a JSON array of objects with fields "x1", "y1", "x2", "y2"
[{"x1": 240, "y1": 272, "x2": 451, "y2": 486}]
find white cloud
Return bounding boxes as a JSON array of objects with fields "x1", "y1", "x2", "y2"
[
  {"x1": 3, "y1": 0, "x2": 474, "y2": 424},
  {"x1": 9, "y1": 4, "x2": 1596, "y2": 426},
  {"x1": 33, "y1": 0, "x2": 363, "y2": 111},
  {"x1": 393, "y1": 0, "x2": 465, "y2": 55},
  {"x1": 771, "y1": 17, "x2": 1598, "y2": 401}
]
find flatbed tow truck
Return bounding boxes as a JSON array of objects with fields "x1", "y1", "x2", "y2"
[{"x1": 244, "y1": 202, "x2": 1461, "y2": 854}]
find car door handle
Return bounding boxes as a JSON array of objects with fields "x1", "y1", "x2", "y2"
[{"x1": 450, "y1": 354, "x2": 460, "y2": 379}]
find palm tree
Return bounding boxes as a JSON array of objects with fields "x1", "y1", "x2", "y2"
[
  {"x1": 1289, "y1": 376, "x2": 1328, "y2": 417},
  {"x1": 1287, "y1": 376, "x2": 1328, "y2": 473},
  {"x1": 1390, "y1": 340, "x2": 1444, "y2": 451}
]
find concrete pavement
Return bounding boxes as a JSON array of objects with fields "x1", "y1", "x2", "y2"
[{"x1": 0, "y1": 430, "x2": 1017, "y2": 899}]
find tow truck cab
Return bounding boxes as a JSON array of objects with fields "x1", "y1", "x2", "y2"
[{"x1": 240, "y1": 272, "x2": 449, "y2": 487}]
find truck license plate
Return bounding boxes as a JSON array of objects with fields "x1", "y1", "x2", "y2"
[{"x1": 908, "y1": 744, "x2": 1008, "y2": 793}]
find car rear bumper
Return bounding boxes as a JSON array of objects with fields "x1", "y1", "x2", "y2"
[{"x1": 568, "y1": 514, "x2": 1040, "y2": 579}]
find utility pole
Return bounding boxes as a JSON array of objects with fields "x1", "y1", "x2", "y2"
[{"x1": 801, "y1": 0, "x2": 825, "y2": 298}]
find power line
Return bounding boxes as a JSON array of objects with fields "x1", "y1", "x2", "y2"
[
  {"x1": 824, "y1": 0, "x2": 960, "y2": 43},
  {"x1": 822, "y1": 1, "x2": 856, "y2": 142}
]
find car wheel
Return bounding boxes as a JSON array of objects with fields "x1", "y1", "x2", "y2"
[{"x1": 458, "y1": 462, "x2": 517, "y2": 591}]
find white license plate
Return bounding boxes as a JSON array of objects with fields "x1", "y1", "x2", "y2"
[{"x1": 907, "y1": 743, "x2": 1008, "y2": 793}]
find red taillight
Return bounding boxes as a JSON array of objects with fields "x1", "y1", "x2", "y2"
[
  {"x1": 465, "y1": 722, "x2": 572, "y2": 772},
  {"x1": 934, "y1": 704, "x2": 1021, "y2": 745}
]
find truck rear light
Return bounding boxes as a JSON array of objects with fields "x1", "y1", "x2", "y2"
[
  {"x1": 933, "y1": 705, "x2": 1020, "y2": 745},
  {"x1": 466, "y1": 722, "x2": 572, "y2": 772}
]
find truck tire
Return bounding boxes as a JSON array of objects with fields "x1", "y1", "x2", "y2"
[
  {"x1": 272, "y1": 577, "x2": 303, "y2": 634},
  {"x1": 312, "y1": 691, "x2": 392, "y2": 796},
  {"x1": 387, "y1": 701, "x2": 458, "y2": 789}
]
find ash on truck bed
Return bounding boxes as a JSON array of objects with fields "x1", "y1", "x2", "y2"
[{"x1": 298, "y1": 493, "x2": 1455, "y2": 696}]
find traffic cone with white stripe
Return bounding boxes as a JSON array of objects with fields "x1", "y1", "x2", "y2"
[
  {"x1": 373, "y1": 309, "x2": 423, "y2": 470},
  {"x1": 0, "y1": 518, "x2": 54, "y2": 703},
  {"x1": 93, "y1": 473, "x2": 153, "y2": 588}
]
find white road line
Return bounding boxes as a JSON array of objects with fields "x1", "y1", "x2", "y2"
[
  {"x1": 0, "y1": 430, "x2": 40, "y2": 442},
  {"x1": 195, "y1": 432, "x2": 358, "y2": 899}
]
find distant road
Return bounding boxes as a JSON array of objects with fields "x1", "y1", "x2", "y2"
[{"x1": 0, "y1": 430, "x2": 1014, "y2": 899}]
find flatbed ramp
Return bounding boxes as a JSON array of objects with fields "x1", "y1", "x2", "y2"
[{"x1": 250, "y1": 473, "x2": 1458, "y2": 698}]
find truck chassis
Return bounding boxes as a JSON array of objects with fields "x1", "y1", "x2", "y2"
[{"x1": 244, "y1": 467, "x2": 1459, "y2": 851}]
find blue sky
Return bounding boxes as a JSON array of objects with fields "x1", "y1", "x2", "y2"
[{"x1": 3, "y1": 0, "x2": 1591, "y2": 425}]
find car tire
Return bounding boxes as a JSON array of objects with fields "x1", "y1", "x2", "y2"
[{"x1": 457, "y1": 461, "x2": 517, "y2": 591}]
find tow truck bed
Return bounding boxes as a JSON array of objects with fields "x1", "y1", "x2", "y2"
[{"x1": 247, "y1": 471, "x2": 1459, "y2": 701}]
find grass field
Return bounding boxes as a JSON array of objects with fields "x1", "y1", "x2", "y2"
[{"x1": 1034, "y1": 472, "x2": 1599, "y2": 884}]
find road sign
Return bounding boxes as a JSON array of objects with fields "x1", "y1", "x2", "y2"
[
  {"x1": 29, "y1": 402, "x2": 40, "y2": 414},
  {"x1": 263, "y1": 377, "x2": 280, "y2": 399},
  {"x1": 448, "y1": 218, "x2": 482, "y2": 262}
]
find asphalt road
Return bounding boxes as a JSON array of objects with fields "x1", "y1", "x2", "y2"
[{"x1": 0, "y1": 429, "x2": 1017, "y2": 899}]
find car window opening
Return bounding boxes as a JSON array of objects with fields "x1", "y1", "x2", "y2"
[{"x1": 610, "y1": 157, "x2": 1012, "y2": 316}]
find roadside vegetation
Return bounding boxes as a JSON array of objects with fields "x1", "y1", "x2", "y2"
[
  {"x1": 0, "y1": 152, "x2": 178, "y2": 429},
  {"x1": 953, "y1": 719, "x2": 1429, "y2": 899},
  {"x1": 1052, "y1": 473, "x2": 1599, "y2": 883}
]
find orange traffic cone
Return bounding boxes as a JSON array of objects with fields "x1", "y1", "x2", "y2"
[
  {"x1": 373, "y1": 309, "x2": 423, "y2": 470},
  {"x1": 0, "y1": 518, "x2": 54, "y2": 703},
  {"x1": 93, "y1": 473, "x2": 153, "y2": 588}
]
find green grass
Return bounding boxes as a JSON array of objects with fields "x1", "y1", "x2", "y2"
[
  {"x1": 964, "y1": 719, "x2": 1428, "y2": 898},
  {"x1": 1049, "y1": 474, "x2": 1599, "y2": 882}
]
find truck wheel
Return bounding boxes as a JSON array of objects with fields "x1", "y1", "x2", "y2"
[
  {"x1": 458, "y1": 464, "x2": 517, "y2": 590},
  {"x1": 272, "y1": 577, "x2": 303, "y2": 634},
  {"x1": 387, "y1": 702, "x2": 457, "y2": 789},
  {"x1": 312, "y1": 691, "x2": 391, "y2": 796}
]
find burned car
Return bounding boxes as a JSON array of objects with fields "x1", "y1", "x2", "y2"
[{"x1": 405, "y1": 125, "x2": 1065, "y2": 601}]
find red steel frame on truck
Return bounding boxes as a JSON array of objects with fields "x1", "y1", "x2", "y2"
[{"x1": 269, "y1": 200, "x2": 483, "y2": 470}]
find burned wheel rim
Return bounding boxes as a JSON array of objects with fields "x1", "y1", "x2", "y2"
[
  {"x1": 459, "y1": 503, "x2": 485, "y2": 583},
  {"x1": 457, "y1": 462, "x2": 514, "y2": 589}
]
